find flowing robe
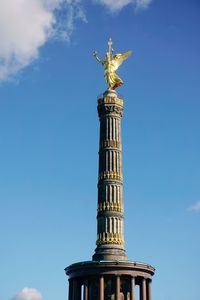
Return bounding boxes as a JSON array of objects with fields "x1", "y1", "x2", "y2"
[{"x1": 103, "y1": 60, "x2": 123, "y2": 90}]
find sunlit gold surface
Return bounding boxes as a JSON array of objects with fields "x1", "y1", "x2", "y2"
[
  {"x1": 98, "y1": 201, "x2": 124, "y2": 213},
  {"x1": 93, "y1": 38, "x2": 131, "y2": 90},
  {"x1": 100, "y1": 140, "x2": 121, "y2": 149},
  {"x1": 98, "y1": 96, "x2": 124, "y2": 106},
  {"x1": 98, "y1": 171, "x2": 123, "y2": 181},
  {"x1": 96, "y1": 232, "x2": 124, "y2": 246}
]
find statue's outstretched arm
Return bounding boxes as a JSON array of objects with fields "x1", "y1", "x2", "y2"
[{"x1": 93, "y1": 51, "x2": 103, "y2": 65}]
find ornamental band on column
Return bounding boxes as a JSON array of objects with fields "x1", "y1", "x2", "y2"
[{"x1": 65, "y1": 39, "x2": 155, "y2": 300}]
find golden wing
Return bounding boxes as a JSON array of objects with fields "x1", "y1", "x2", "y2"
[{"x1": 112, "y1": 51, "x2": 132, "y2": 71}]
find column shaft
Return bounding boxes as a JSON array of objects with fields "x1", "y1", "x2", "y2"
[
  {"x1": 72, "y1": 280, "x2": 81, "y2": 300},
  {"x1": 68, "y1": 280, "x2": 73, "y2": 300},
  {"x1": 131, "y1": 277, "x2": 135, "y2": 300},
  {"x1": 147, "y1": 280, "x2": 152, "y2": 300},
  {"x1": 116, "y1": 276, "x2": 120, "y2": 300},
  {"x1": 72, "y1": 280, "x2": 77, "y2": 300},
  {"x1": 140, "y1": 278, "x2": 146, "y2": 300},
  {"x1": 99, "y1": 276, "x2": 104, "y2": 300},
  {"x1": 84, "y1": 280, "x2": 88, "y2": 300}
]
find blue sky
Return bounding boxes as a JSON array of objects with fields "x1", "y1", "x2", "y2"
[{"x1": 0, "y1": 0, "x2": 200, "y2": 299}]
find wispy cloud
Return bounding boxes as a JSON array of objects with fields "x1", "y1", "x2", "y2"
[
  {"x1": 94, "y1": 0, "x2": 153, "y2": 12},
  {"x1": 189, "y1": 201, "x2": 200, "y2": 212},
  {"x1": 135, "y1": 0, "x2": 153, "y2": 10},
  {"x1": 0, "y1": 0, "x2": 86, "y2": 81},
  {"x1": 54, "y1": 0, "x2": 87, "y2": 42},
  {"x1": 10, "y1": 287, "x2": 43, "y2": 300}
]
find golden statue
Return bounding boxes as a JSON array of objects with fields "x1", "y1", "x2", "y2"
[{"x1": 93, "y1": 38, "x2": 132, "y2": 90}]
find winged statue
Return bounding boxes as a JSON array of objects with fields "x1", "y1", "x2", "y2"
[{"x1": 93, "y1": 38, "x2": 132, "y2": 90}]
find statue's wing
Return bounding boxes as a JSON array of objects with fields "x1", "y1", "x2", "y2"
[{"x1": 112, "y1": 51, "x2": 132, "y2": 71}]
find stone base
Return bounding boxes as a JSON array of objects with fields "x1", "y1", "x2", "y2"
[{"x1": 92, "y1": 244, "x2": 128, "y2": 261}]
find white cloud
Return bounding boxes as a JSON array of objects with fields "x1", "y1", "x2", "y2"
[
  {"x1": 190, "y1": 201, "x2": 200, "y2": 212},
  {"x1": 0, "y1": 0, "x2": 54, "y2": 81},
  {"x1": 94, "y1": 0, "x2": 152, "y2": 12},
  {"x1": 0, "y1": 0, "x2": 86, "y2": 81},
  {"x1": 54, "y1": 0, "x2": 87, "y2": 42},
  {"x1": 95, "y1": 0, "x2": 132, "y2": 12},
  {"x1": 10, "y1": 287, "x2": 43, "y2": 300},
  {"x1": 0, "y1": 0, "x2": 150, "y2": 81},
  {"x1": 135, "y1": 0, "x2": 153, "y2": 10}
]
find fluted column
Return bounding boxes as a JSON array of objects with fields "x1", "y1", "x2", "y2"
[{"x1": 93, "y1": 89, "x2": 127, "y2": 261}]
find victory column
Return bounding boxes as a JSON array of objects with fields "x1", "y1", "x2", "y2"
[{"x1": 65, "y1": 39, "x2": 155, "y2": 300}]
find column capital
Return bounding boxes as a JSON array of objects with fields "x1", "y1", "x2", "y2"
[{"x1": 142, "y1": 277, "x2": 148, "y2": 281}]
